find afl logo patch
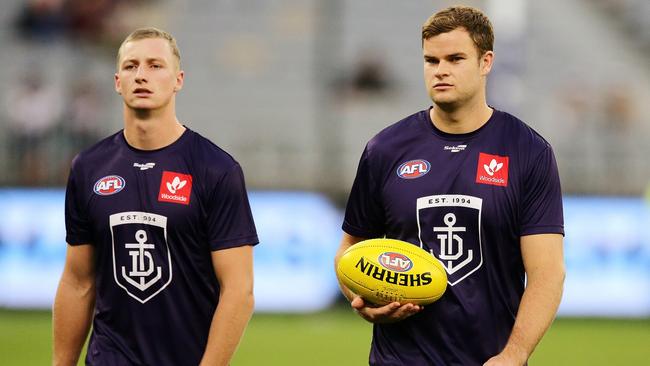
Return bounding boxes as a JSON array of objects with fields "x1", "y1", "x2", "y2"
[
  {"x1": 378, "y1": 252, "x2": 413, "y2": 272},
  {"x1": 93, "y1": 175, "x2": 125, "y2": 196},
  {"x1": 397, "y1": 159, "x2": 430, "y2": 179}
]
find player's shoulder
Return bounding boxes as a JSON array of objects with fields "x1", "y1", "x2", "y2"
[
  {"x1": 184, "y1": 129, "x2": 240, "y2": 170},
  {"x1": 181, "y1": 129, "x2": 247, "y2": 197},
  {"x1": 366, "y1": 109, "x2": 428, "y2": 157},
  {"x1": 70, "y1": 131, "x2": 123, "y2": 172},
  {"x1": 494, "y1": 109, "x2": 553, "y2": 154}
]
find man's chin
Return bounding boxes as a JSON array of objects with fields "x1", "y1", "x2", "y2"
[
  {"x1": 431, "y1": 97, "x2": 460, "y2": 111},
  {"x1": 126, "y1": 101, "x2": 156, "y2": 110}
]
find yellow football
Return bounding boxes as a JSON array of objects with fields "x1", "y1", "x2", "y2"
[{"x1": 336, "y1": 238, "x2": 447, "y2": 305}]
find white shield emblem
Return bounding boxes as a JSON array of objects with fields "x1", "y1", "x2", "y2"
[
  {"x1": 417, "y1": 194, "x2": 483, "y2": 286},
  {"x1": 110, "y1": 212, "x2": 172, "y2": 303}
]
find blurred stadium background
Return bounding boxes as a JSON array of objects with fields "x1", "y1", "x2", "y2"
[{"x1": 0, "y1": 0, "x2": 649, "y2": 364}]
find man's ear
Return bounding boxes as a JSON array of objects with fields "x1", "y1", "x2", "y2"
[
  {"x1": 173, "y1": 70, "x2": 184, "y2": 92},
  {"x1": 115, "y1": 73, "x2": 122, "y2": 94},
  {"x1": 480, "y1": 51, "x2": 494, "y2": 77}
]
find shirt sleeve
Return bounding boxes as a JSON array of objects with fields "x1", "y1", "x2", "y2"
[
  {"x1": 520, "y1": 145, "x2": 565, "y2": 236},
  {"x1": 342, "y1": 145, "x2": 386, "y2": 238},
  {"x1": 206, "y1": 164, "x2": 259, "y2": 251},
  {"x1": 65, "y1": 157, "x2": 93, "y2": 245}
]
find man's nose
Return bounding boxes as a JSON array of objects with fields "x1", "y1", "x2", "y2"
[
  {"x1": 135, "y1": 66, "x2": 147, "y2": 83},
  {"x1": 435, "y1": 61, "x2": 450, "y2": 77}
]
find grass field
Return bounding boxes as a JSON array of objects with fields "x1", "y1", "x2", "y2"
[{"x1": 1, "y1": 308, "x2": 648, "y2": 365}]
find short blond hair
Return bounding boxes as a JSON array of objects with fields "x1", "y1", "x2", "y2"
[{"x1": 116, "y1": 27, "x2": 181, "y2": 70}]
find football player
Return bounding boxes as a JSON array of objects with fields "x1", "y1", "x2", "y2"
[
  {"x1": 53, "y1": 28, "x2": 258, "y2": 366},
  {"x1": 335, "y1": 6, "x2": 565, "y2": 365}
]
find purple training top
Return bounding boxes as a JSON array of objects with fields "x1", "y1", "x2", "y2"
[
  {"x1": 343, "y1": 108, "x2": 563, "y2": 365},
  {"x1": 65, "y1": 128, "x2": 258, "y2": 366}
]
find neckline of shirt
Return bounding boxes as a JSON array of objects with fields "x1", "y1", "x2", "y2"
[
  {"x1": 420, "y1": 106, "x2": 498, "y2": 141},
  {"x1": 117, "y1": 127, "x2": 192, "y2": 156}
]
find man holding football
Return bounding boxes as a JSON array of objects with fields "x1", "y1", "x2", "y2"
[
  {"x1": 335, "y1": 6, "x2": 565, "y2": 366},
  {"x1": 52, "y1": 28, "x2": 258, "y2": 366}
]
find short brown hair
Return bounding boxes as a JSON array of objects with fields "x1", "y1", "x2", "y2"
[
  {"x1": 116, "y1": 27, "x2": 181, "y2": 70},
  {"x1": 422, "y1": 6, "x2": 494, "y2": 57}
]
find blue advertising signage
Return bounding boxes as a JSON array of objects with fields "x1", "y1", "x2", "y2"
[
  {"x1": 0, "y1": 190, "x2": 648, "y2": 316},
  {"x1": 0, "y1": 190, "x2": 342, "y2": 312}
]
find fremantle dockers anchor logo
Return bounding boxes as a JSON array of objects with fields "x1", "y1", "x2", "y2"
[
  {"x1": 110, "y1": 212, "x2": 172, "y2": 303},
  {"x1": 435, "y1": 213, "x2": 473, "y2": 275},
  {"x1": 417, "y1": 194, "x2": 483, "y2": 286},
  {"x1": 122, "y1": 230, "x2": 161, "y2": 291}
]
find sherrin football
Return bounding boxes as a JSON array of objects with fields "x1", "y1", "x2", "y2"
[{"x1": 336, "y1": 238, "x2": 447, "y2": 305}]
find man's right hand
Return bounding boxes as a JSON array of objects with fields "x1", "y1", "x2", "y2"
[
  {"x1": 336, "y1": 234, "x2": 423, "y2": 324},
  {"x1": 350, "y1": 296, "x2": 423, "y2": 324}
]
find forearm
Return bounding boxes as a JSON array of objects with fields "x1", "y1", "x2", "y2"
[
  {"x1": 335, "y1": 233, "x2": 366, "y2": 302},
  {"x1": 199, "y1": 290, "x2": 254, "y2": 366},
  {"x1": 52, "y1": 277, "x2": 95, "y2": 366},
  {"x1": 335, "y1": 248, "x2": 357, "y2": 302},
  {"x1": 503, "y1": 269, "x2": 565, "y2": 362}
]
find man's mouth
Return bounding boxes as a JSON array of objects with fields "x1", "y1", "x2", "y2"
[
  {"x1": 133, "y1": 88, "x2": 152, "y2": 95},
  {"x1": 433, "y1": 83, "x2": 453, "y2": 89}
]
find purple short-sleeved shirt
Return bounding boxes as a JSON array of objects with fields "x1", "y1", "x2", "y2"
[
  {"x1": 65, "y1": 128, "x2": 258, "y2": 366},
  {"x1": 343, "y1": 108, "x2": 563, "y2": 365}
]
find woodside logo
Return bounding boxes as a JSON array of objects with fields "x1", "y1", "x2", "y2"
[
  {"x1": 158, "y1": 171, "x2": 192, "y2": 205},
  {"x1": 475, "y1": 153, "x2": 509, "y2": 187}
]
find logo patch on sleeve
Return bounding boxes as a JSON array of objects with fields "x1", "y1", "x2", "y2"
[
  {"x1": 475, "y1": 153, "x2": 509, "y2": 187},
  {"x1": 158, "y1": 171, "x2": 192, "y2": 205}
]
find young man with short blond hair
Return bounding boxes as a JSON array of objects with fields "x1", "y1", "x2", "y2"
[{"x1": 53, "y1": 27, "x2": 258, "y2": 366}]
